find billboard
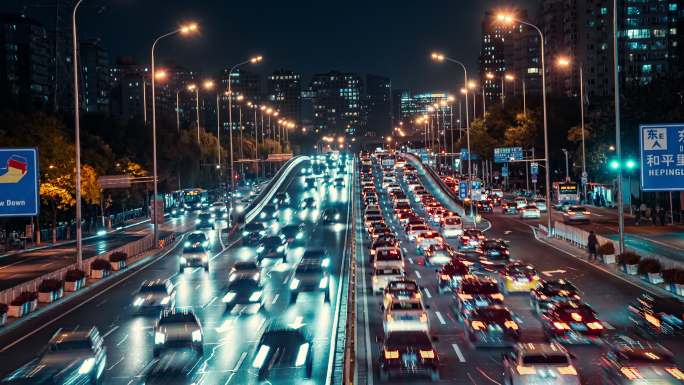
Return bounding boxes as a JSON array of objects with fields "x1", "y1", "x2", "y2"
[
  {"x1": 639, "y1": 124, "x2": 684, "y2": 191},
  {"x1": 0, "y1": 148, "x2": 40, "y2": 217}
]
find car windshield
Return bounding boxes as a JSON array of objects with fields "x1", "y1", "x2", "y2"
[
  {"x1": 472, "y1": 307, "x2": 511, "y2": 321},
  {"x1": 375, "y1": 268, "x2": 402, "y2": 276},
  {"x1": 507, "y1": 265, "x2": 536, "y2": 275},
  {"x1": 556, "y1": 305, "x2": 596, "y2": 321},
  {"x1": 233, "y1": 261, "x2": 257, "y2": 270},
  {"x1": 140, "y1": 284, "x2": 167, "y2": 293},
  {"x1": 618, "y1": 349, "x2": 675, "y2": 364},
  {"x1": 569, "y1": 206, "x2": 586, "y2": 211},
  {"x1": 262, "y1": 236, "x2": 282, "y2": 246},
  {"x1": 386, "y1": 332, "x2": 431, "y2": 347},
  {"x1": 159, "y1": 313, "x2": 196, "y2": 325},
  {"x1": 522, "y1": 354, "x2": 569, "y2": 365},
  {"x1": 183, "y1": 246, "x2": 205, "y2": 253},
  {"x1": 198, "y1": 214, "x2": 211, "y2": 220},
  {"x1": 442, "y1": 262, "x2": 468, "y2": 275},
  {"x1": 228, "y1": 279, "x2": 259, "y2": 291},
  {"x1": 376, "y1": 250, "x2": 401, "y2": 260},
  {"x1": 245, "y1": 223, "x2": 265, "y2": 232},
  {"x1": 302, "y1": 250, "x2": 325, "y2": 260},
  {"x1": 411, "y1": 225, "x2": 428, "y2": 232},
  {"x1": 422, "y1": 232, "x2": 440, "y2": 238},
  {"x1": 445, "y1": 218, "x2": 461, "y2": 225},
  {"x1": 461, "y1": 280, "x2": 500, "y2": 294},
  {"x1": 388, "y1": 282, "x2": 418, "y2": 292},
  {"x1": 483, "y1": 240, "x2": 504, "y2": 248},
  {"x1": 296, "y1": 263, "x2": 323, "y2": 273},
  {"x1": 49, "y1": 340, "x2": 91, "y2": 351},
  {"x1": 187, "y1": 234, "x2": 206, "y2": 243},
  {"x1": 390, "y1": 301, "x2": 422, "y2": 311},
  {"x1": 543, "y1": 281, "x2": 578, "y2": 293}
]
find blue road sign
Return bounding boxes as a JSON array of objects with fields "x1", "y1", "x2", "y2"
[
  {"x1": 639, "y1": 124, "x2": 684, "y2": 191},
  {"x1": 502, "y1": 165, "x2": 509, "y2": 177},
  {"x1": 459, "y1": 181, "x2": 468, "y2": 199},
  {"x1": 494, "y1": 147, "x2": 523, "y2": 163},
  {"x1": 530, "y1": 162, "x2": 539, "y2": 175},
  {"x1": 0, "y1": 148, "x2": 39, "y2": 217},
  {"x1": 472, "y1": 180, "x2": 481, "y2": 190}
]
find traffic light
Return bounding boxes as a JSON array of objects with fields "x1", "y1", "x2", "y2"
[{"x1": 608, "y1": 158, "x2": 637, "y2": 171}]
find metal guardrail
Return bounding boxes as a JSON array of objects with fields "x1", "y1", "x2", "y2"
[
  {"x1": 0, "y1": 233, "x2": 174, "y2": 305},
  {"x1": 342, "y1": 158, "x2": 358, "y2": 385}
]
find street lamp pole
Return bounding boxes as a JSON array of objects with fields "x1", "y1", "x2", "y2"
[
  {"x1": 151, "y1": 23, "x2": 197, "y2": 247},
  {"x1": 612, "y1": 0, "x2": 625, "y2": 253},
  {"x1": 72, "y1": 0, "x2": 84, "y2": 267},
  {"x1": 579, "y1": 65, "x2": 587, "y2": 203}
]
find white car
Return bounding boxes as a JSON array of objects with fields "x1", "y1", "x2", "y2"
[
  {"x1": 519, "y1": 205, "x2": 541, "y2": 219},
  {"x1": 406, "y1": 224, "x2": 430, "y2": 241},
  {"x1": 382, "y1": 176, "x2": 397, "y2": 188},
  {"x1": 383, "y1": 299, "x2": 429, "y2": 333},
  {"x1": 372, "y1": 267, "x2": 405, "y2": 293},
  {"x1": 210, "y1": 202, "x2": 229, "y2": 220},
  {"x1": 365, "y1": 205, "x2": 381, "y2": 215},
  {"x1": 133, "y1": 279, "x2": 175, "y2": 311},
  {"x1": 534, "y1": 199, "x2": 548, "y2": 212},
  {"x1": 154, "y1": 309, "x2": 204, "y2": 357},
  {"x1": 441, "y1": 217, "x2": 463, "y2": 237},
  {"x1": 373, "y1": 247, "x2": 404, "y2": 270},
  {"x1": 229, "y1": 261, "x2": 261, "y2": 282},
  {"x1": 563, "y1": 206, "x2": 591, "y2": 223},
  {"x1": 502, "y1": 343, "x2": 580, "y2": 385},
  {"x1": 515, "y1": 197, "x2": 528, "y2": 209},
  {"x1": 416, "y1": 231, "x2": 444, "y2": 253},
  {"x1": 180, "y1": 243, "x2": 209, "y2": 272},
  {"x1": 491, "y1": 189, "x2": 504, "y2": 198}
]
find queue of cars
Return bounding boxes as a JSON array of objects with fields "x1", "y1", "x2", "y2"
[{"x1": 361, "y1": 151, "x2": 684, "y2": 385}]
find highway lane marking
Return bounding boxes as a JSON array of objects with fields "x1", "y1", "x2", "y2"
[
  {"x1": 451, "y1": 343, "x2": 466, "y2": 362},
  {"x1": 475, "y1": 367, "x2": 502, "y2": 385},
  {"x1": 271, "y1": 293, "x2": 279, "y2": 304},
  {"x1": 0, "y1": 235, "x2": 182, "y2": 353},
  {"x1": 116, "y1": 334, "x2": 129, "y2": 346},
  {"x1": 423, "y1": 288, "x2": 432, "y2": 299},
  {"x1": 203, "y1": 296, "x2": 218, "y2": 308},
  {"x1": 106, "y1": 356, "x2": 125, "y2": 371},
  {"x1": 102, "y1": 325, "x2": 120, "y2": 339},
  {"x1": 408, "y1": 257, "x2": 414, "y2": 264},
  {"x1": 602, "y1": 322, "x2": 615, "y2": 330},
  {"x1": 435, "y1": 311, "x2": 447, "y2": 325},
  {"x1": 415, "y1": 270, "x2": 422, "y2": 279}
]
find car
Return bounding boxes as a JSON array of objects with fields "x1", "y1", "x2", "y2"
[
  {"x1": 464, "y1": 305, "x2": 520, "y2": 347},
  {"x1": 143, "y1": 349, "x2": 203, "y2": 385},
  {"x1": 423, "y1": 244, "x2": 455, "y2": 266},
  {"x1": 534, "y1": 198, "x2": 548, "y2": 212},
  {"x1": 300, "y1": 197, "x2": 317, "y2": 209},
  {"x1": 627, "y1": 294, "x2": 684, "y2": 337},
  {"x1": 457, "y1": 233, "x2": 482, "y2": 251},
  {"x1": 476, "y1": 201, "x2": 493, "y2": 213},
  {"x1": 251, "y1": 324, "x2": 313, "y2": 380},
  {"x1": 305, "y1": 176, "x2": 316, "y2": 187},
  {"x1": 563, "y1": 205, "x2": 591, "y2": 223},
  {"x1": 382, "y1": 279, "x2": 422, "y2": 309},
  {"x1": 153, "y1": 309, "x2": 203, "y2": 357},
  {"x1": 242, "y1": 221, "x2": 267, "y2": 246},
  {"x1": 222, "y1": 277, "x2": 265, "y2": 313},
  {"x1": 441, "y1": 216, "x2": 463, "y2": 237},
  {"x1": 321, "y1": 208, "x2": 342, "y2": 224},
  {"x1": 133, "y1": 279, "x2": 175, "y2": 312},
  {"x1": 520, "y1": 204, "x2": 541, "y2": 219},
  {"x1": 437, "y1": 259, "x2": 470, "y2": 293},
  {"x1": 406, "y1": 224, "x2": 430, "y2": 242},
  {"x1": 180, "y1": 242, "x2": 209, "y2": 272},
  {"x1": 369, "y1": 237, "x2": 398, "y2": 257},
  {"x1": 514, "y1": 196, "x2": 528, "y2": 209},
  {"x1": 499, "y1": 262, "x2": 541, "y2": 293},
  {"x1": 502, "y1": 342, "x2": 581, "y2": 385},
  {"x1": 481, "y1": 239, "x2": 510, "y2": 260},
  {"x1": 491, "y1": 189, "x2": 504, "y2": 198},
  {"x1": 259, "y1": 204, "x2": 279, "y2": 221},
  {"x1": 395, "y1": 211, "x2": 412, "y2": 225},
  {"x1": 501, "y1": 201, "x2": 518, "y2": 214},
  {"x1": 184, "y1": 231, "x2": 209, "y2": 249},
  {"x1": 364, "y1": 214, "x2": 384, "y2": 228},
  {"x1": 274, "y1": 192, "x2": 291, "y2": 207},
  {"x1": 372, "y1": 267, "x2": 405, "y2": 294},
  {"x1": 195, "y1": 212, "x2": 215, "y2": 230},
  {"x1": 378, "y1": 330, "x2": 440, "y2": 381},
  {"x1": 280, "y1": 223, "x2": 305, "y2": 244},
  {"x1": 210, "y1": 202, "x2": 228, "y2": 220},
  {"x1": 373, "y1": 247, "x2": 404, "y2": 270},
  {"x1": 598, "y1": 335, "x2": 684, "y2": 385},
  {"x1": 463, "y1": 228, "x2": 485, "y2": 241},
  {"x1": 1, "y1": 327, "x2": 107, "y2": 385},
  {"x1": 256, "y1": 235, "x2": 288, "y2": 264},
  {"x1": 540, "y1": 301, "x2": 605, "y2": 344},
  {"x1": 530, "y1": 279, "x2": 582, "y2": 314},
  {"x1": 229, "y1": 261, "x2": 261, "y2": 282},
  {"x1": 368, "y1": 222, "x2": 390, "y2": 239},
  {"x1": 454, "y1": 276, "x2": 504, "y2": 318},
  {"x1": 289, "y1": 250, "x2": 331, "y2": 303},
  {"x1": 416, "y1": 231, "x2": 444, "y2": 254},
  {"x1": 383, "y1": 298, "x2": 429, "y2": 333},
  {"x1": 170, "y1": 206, "x2": 186, "y2": 217}
]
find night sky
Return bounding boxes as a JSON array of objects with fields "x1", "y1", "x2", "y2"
[{"x1": 5, "y1": 0, "x2": 538, "y2": 91}]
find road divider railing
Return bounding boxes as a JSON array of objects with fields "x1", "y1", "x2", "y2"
[
  {"x1": 0, "y1": 232, "x2": 177, "y2": 326},
  {"x1": 401, "y1": 152, "x2": 467, "y2": 217},
  {"x1": 342, "y1": 158, "x2": 358, "y2": 385},
  {"x1": 240, "y1": 156, "x2": 310, "y2": 225}
]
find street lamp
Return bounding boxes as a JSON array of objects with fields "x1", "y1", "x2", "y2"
[
  {"x1": 72, "y1": 0, "x2": 85, "y2": 267},
  {"x1": 201, "y1": 80, "x2": 221, "y2": 174},
  {"x1": 150, "y1": 21, "x2": 198, "y2": 246},
  {"x1": 431, "y1": 52, "x2": 474, "y2": 221},
  {"x1": 226, "y1": 55, "x2": 263, "y2": 198},
  {"x1": 496, "y1": 12, "x2": 552, "y2": 235},
  {"x1": 503, "y1": 73, "x2": 515, "y2": 106},
  {"x1": 556, "y1": 55, "x2": 588, "y2": 203},
  {"x1": 187, "y1": 83, "x2": 201, "y2": 143}
]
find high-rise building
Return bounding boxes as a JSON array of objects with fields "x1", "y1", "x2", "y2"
[
  {"x1": 108, "y1": 57, "x2": 150, "y2": 123},
  {"x1": 0, "y1": 14, "x2": 51, "y2": 111},
  {"x1": 619, "y1": 0, "x2": 682, "y2": 86},
  {"x1": 309, "y1": 71, "x2": 362, "y2": 135},
  {"x1": 577, "y1": 0, "x2": 613, "y2": 100},
  {"x1": 267, "y1": 70, "x2": 302, "y2": 124},
  {"x1": 222, "y1": 68, "x2": 262, "y2": 102},
  {"x1": 540, "y1": 0, "x2": 580, "y2": 95},
  {"x1": 80, "y1": 38, "x2": 110, "y2": 113},
  {"x1": 397, "y1": 91, "x2": 454, "y2": 136},
  {"x1": 365, "y1": 74, "x2": 392, "y2": 135}
]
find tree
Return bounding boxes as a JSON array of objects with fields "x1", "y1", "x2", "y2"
[{"x1": 504, "y1": 113, "x2": 538, "y2": 148}]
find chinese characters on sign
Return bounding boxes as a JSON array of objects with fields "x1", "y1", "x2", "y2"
[
  {"x1": 494, "y1": 147, "x2": 523, "y2": 163},
  {"x1": 639, "y1": 124, "x2": 684, "y2": 191}
]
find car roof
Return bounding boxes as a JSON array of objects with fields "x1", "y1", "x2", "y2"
[
  {"x1": 49, "y1": 328, "x2": 96, "y2": 344},
  {"x1": 515, "y1": 342, "x2": 568, "y2": 355},
  {"x1": 233, "y1": 261, "x2": 258, "y2": 269}
]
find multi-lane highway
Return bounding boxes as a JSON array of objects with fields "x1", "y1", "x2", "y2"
[
  {"x1": 0, "y1": 156, "x2": 353, "y2": 385},
  {"x1": 354, "y1": 154, "x2": 684, "y2": 385}
]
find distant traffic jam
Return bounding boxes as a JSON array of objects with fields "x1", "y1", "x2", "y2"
[{"x1": 359, "y1": 150, "x2": 684, "y2": 384}]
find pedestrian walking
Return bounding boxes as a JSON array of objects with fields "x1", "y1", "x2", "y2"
[
  {"x1": 635, "y1": 207, "x2": 641, "y2": 226},
  {"x1": 640, "y1": 202, "x2": 647, "y2": 218},
  {"x1": 659, "y1": 207, "x2": 667, "y2": 226},
  {"x1": 652, "y1": 206, "x2": 658, "y2": 225},
  {"x1": 587, "y1": 231, "x2": 598, "y2": 261}
]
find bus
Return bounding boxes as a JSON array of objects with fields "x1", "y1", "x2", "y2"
[{"x1": 183, "y1": 188, "x2": 209, "y2": 210}]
